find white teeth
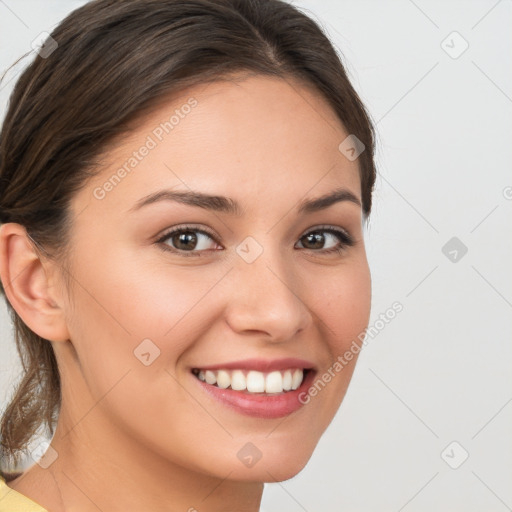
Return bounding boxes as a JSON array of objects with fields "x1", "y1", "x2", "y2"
[
  {"x1": 231, "y1": 370, "x2": 246, "y2": 391},
  {"x1": 282, "y1": 370, "x2": 293, "y2": 391},
  {"x1": 246, "y1": 371, "x2": 265, "y2": 393},
  {"x1": 204, "y1": 370, "x2": 216, "y2": 385},
  {"x1": 265, "y1": 371, "x2": 283, "y2": 393},
  {"x1": 194, "y1": 368, "x2": 305, "y2": 394},
  {"x1": 216, "y1": 370, "x2": 230, "y2": 389},
  {"x1": 291, "y1": 369, "x2": 303, "y2": 390}
]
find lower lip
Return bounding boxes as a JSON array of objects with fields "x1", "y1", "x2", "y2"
[{"x1": 192, "y1": 369, "x2": 316, "y2": 419}]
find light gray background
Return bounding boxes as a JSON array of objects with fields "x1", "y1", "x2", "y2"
[{"x1": 1, "y1": 1, "x2": 511, "y2": 511}]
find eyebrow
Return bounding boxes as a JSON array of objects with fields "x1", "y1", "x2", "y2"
[{"x1": 128, "y1": 186, "x2": 361, "y2": 215}]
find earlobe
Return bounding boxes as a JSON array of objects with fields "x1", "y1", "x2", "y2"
[{"x1": 0, "y1": 222, "x2": 70, "y2": 343}]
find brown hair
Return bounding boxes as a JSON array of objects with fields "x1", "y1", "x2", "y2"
[{"x1": 0, "y1": 0, "x2": 376, "y2": 477}]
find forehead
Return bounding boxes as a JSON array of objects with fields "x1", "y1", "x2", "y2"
[{"x1": 72, "y1": 74, "x2": 361, "y2": 218}]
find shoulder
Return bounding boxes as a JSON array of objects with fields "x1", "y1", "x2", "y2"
[{"x1": 0, "y1": 474, "x2": 49, "y2": 512}]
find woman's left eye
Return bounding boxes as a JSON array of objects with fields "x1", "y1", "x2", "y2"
[
  {"x1": 156, "y1": 225, "x2": 354, "y2": 257},
  {"x1": 296, "y1": 227, "x2": 354, "y2": 254}
]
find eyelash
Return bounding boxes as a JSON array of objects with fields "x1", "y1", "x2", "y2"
[{"x1": 155, "y1": 224, "x2": 355, "y2": 258}]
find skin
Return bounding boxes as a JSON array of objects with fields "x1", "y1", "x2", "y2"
[{"x1": 0, "y1": 73, "x2": 371, "y2": 512}]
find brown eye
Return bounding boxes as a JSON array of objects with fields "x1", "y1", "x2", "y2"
[
  {"x1": 157, "y1": 226, "x2": 220, "y2": 256},
  {"x1": 171, "y1": 231, "x2": 199, "y2": 250},
  {"x1": 296, "y1": 227, "x2": 354, "y2": 254},
  {"x1": 301, "y1": 232, "x2": 326, "y2": 250}
]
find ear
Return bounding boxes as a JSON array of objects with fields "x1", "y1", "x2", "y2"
[{"x1": 0, "y1": 222, "x2": 70, "y2": 343}]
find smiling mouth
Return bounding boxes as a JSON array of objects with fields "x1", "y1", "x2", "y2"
[{"x1": 191, "y1": 367, "x2": 311, "y2": 395}]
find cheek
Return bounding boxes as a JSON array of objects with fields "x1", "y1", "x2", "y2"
[
  {"x1": 300, "y1": 260, "x2": 370, "y2": 421},
  {"x1": 64, "y1": 248, "x2": 228, "y2": 386},
  {"x1": 316, "y1": 259, "x2": 372, "y2": 353}
]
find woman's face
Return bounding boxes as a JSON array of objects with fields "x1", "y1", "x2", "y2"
[{"x1": 55, "y1": 74, "x2": 371, "y2": 481}]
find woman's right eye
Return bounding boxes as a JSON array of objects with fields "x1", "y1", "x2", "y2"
[{"x1": 156, "y1": 226, "x2": 221, "y2": 257}]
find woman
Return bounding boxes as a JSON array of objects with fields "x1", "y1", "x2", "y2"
[{"x1": 0, "y1": 0, "x2": 376, "y2": 510}]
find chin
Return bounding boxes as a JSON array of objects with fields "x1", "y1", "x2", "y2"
[
  {"x1": 264, "y1": 459, "x2": 311, "y2": 483},
  {"x1": 221, "y1": 450, "x2": 313, "y2": 483}
]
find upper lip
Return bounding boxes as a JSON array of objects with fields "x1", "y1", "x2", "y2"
[{"x1": 191, "y1": 358, "x2": 316, "y2": 373}]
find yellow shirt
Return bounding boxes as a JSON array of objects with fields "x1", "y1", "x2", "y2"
[{"x1": 0, "y1": 475, "x2": 48, "y2": 512}]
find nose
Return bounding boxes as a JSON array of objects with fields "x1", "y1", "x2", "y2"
[{"x1": 223, "y1": 249, "x2": 313, "y2": 342}]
